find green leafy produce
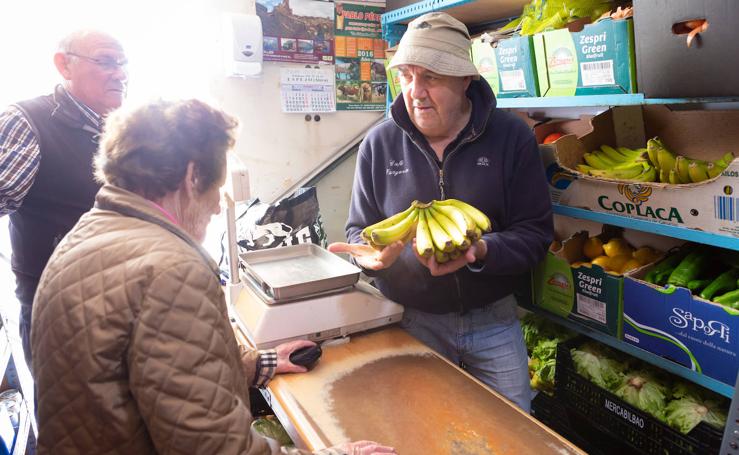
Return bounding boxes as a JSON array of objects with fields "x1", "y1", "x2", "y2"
[
  {"x1": 666, "y1": 396, "x2": 727, "y2": 434},
  {"x1": 570, "y1": 342, "x2": 627, "y2": 390},
  {"x1": 521, "y1": 314, "x2": 575, "y2": 392},
  {"x1": 252, "y1": 416, "x2": 293, "y2": 447},
  {"x1": 666, "y1": 382, "x2": 729, "y2": 434},
  {"x1": 615, "y1": 370, "x2": 669, "y2": 420}
]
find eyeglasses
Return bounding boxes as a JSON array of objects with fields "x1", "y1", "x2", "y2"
[{"x1": 66, "y1": 52, "x2": 128, "y2": 71}]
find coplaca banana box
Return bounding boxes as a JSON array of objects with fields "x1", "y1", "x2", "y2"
[
  {"x1": 530, "y1": 231, "x2": 623, "y2": 337},
  {"x1": 471, "y1": 35, "x2": 539, "y2": 98},
  {"x1": 542, "y1": 105, "x2": 739, "y2": 238},
  {"x1": 533, "y1": 18, "x2": 636, "y2": 96},
  {"x1": 623, "y1": 267, "x2": 739, "y2": 386}
]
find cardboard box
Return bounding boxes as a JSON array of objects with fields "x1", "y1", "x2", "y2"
[
  {"x1": 542, "y1": 105, "x2": 739, "y2": 237},
  {"x1": 531, "y1": 230, "x2": 624, "y2": 337},
  {"x1": 384, "y1": 60, "x2": 401, "y2": 100},
  {"x1": 623, "y1": 267, "x2": 739, "y2": 385},
  {"x1": 471, "y1": 35, "x2": 539, "y2": 98},
  {"x1": 634, "y1": 0, "x2": 739, "y2": 98},
  {"x1": 533, "y1": 19, "x2": 636, "y2": 96},
  {"x1": 384, "y1": 46, "x2": 401, "y2": 101}
]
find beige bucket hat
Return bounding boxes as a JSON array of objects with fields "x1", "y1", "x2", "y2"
[{"x1": 388, "y1": 12, "x2": 480, "y2": 79}]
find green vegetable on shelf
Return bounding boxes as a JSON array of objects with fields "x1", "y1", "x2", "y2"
[
  {"x1": 571, "y1": 343, "x2": 627, "y2": 391},
  {"x1": 699, "y1": 268, "x2": 739, "y2": 301},
  {"x1": 687, "y1": 279, "x2": 712, "y2": 293},
  {"x1": 665, "y1": 384, "x2": 729, "y2": 434},
  {"x1": 644, "y1": 249, "x2": 689, "y2": 285},
  {"x1": 713, "y1": 288, "x2": 739, "y2": 307},
  {"x1": 667, "y1": 251, "x2": 711, "y2": 288},
  {"x1": 615, "y1": 370, "x2": 669, "y2": 421}
]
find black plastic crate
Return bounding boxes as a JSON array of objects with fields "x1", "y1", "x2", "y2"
[
  {"x1": 531, "y1": 391, "x2": 568, "y2": 428},
  {"x1": 555, "y1": 337, "x2": 723, "y2": 455},
  {"x1": 532, "y1": 390, "x2": 614, "y2": 454}
]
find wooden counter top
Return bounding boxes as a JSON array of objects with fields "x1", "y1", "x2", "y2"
[{"x1": 259, "y1": 327, "x2": 584, "y2": 454}]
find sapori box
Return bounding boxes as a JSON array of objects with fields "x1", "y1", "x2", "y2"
[
  {"x1": 541, "y1": 105, "x2": 739, "y2": 238},
  {"x1": 623, "y1": 263, "x2": 739, "y2": 386}
]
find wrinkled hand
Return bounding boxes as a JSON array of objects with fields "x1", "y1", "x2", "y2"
[
  {"x1": 327, "y1": 241, "x2": 405, "y2": 271},
  {"x1": 274, "y1": 339, "x2": 317, "y2": 374},
  {"x1": 412, "y1": 238, "x2": 487, "y2": 276},
  {"x1": 336, "y1": 440, "x2": 397, "y2": 454}
]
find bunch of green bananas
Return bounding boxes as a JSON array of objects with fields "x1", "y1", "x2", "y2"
[
  {"x1": 576, "y1": 144, "x2": 656, "y2": 181},
  {"x1": 645, "y1": 137, "x2": 733, "y2": 184},
  {"x1": 575, "y1": 138, "x2": 734, "y2": 184},
  {"x1": 360, "y1": 199, "x2": 492, "y2": 263}
]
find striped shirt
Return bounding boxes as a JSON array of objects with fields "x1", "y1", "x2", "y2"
[{"x1": 0, "y1": 87, "x2": 101, "y2": 216}]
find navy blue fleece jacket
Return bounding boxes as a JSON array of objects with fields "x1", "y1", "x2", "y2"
[{"x1": 346, "y1": 79, "x2": 553, "y2": 314}]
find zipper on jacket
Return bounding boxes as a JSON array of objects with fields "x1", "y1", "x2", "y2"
[{"x1": 438, "y1": 169, "x2": 445, "y2": 200}]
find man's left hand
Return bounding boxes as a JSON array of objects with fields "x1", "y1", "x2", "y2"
[
  {"x1": 413, "y1": 239, "x2": 487, "y2": 276},
  {"x1": 274, "y1": 339, "x2": 317, "y2": 374}
]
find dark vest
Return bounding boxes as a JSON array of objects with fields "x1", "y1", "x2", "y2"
[{"x1": 9, "y1": 86, "x2": 102, "y2": 280}]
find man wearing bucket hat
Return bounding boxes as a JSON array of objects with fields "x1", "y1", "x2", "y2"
[{"x1": 329, "y1": 12, "x2": 553, "y2": 412}]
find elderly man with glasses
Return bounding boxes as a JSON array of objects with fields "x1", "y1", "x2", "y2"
[{"x1": 0, "y1": 29, "x2": 128, "y2": 368}]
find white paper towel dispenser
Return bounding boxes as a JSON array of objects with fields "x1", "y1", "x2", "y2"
[{"x1": 224, "y1": 13, "x2": 263, "y2": 77}]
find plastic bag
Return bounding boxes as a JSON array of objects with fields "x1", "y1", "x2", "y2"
[{"x1": 220, "y1": 187, "x2": 327, "y2": 280}]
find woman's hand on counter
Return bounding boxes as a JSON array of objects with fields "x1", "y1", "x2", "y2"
[
  {"x1": 327, "y1": 241, "x2": 404, "y2": 271},
  {"x1": 274, "y1": 339, "x2": 316, "y2": 374}
]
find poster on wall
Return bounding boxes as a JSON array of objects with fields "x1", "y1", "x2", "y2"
[
  {"x1": 334, "y1": 2, "x2": 386, "y2": 111},
  {"x1": 257, "y1": 0, "x2": 335, "y2": 64}
]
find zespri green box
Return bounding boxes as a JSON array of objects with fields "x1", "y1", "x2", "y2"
[
  {"x1": 533, "y1": 19, "x2": 636, "y2": 96},
  {"x1": 471, "y1": 35, "x2": 539, "y2": 98},
  {"x1": 530, "y1": 231, "x2": 623, "y2": 337}
]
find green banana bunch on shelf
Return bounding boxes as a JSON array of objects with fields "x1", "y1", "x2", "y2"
[
  {"x1": 645, "y1": 137, "x2": 733, "y2": 184},
  {"x1": 576, "y1": 144, "x2": 655, "y2": 182},
  {"x1": 576, "y1": 137, "x2": 734, "y2": 185},
  {"x1": 360, "y1": 199, "x2": 492, "y2": 264}
]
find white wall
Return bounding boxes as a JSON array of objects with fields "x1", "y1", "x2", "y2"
[
  {"x1": 0, "y1": 0, "x2": 379, "y2": 207},
  {"x1": 212, "y1": 0, "x2": 381, "y2": 204}
]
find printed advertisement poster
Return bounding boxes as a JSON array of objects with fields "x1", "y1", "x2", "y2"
[
  {"x1": 257, "y1": 0, "x2": 334, "y2": 64},
  {"x1": 334, "y1": 2, "x2": 386, "y2": 111}
]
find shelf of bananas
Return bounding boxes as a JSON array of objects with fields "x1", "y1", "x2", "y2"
[
  {"x1": 360, "y1": 199, "x2": 492, "y2": 264},
  {"x1": 576, "y1": 137, "x2": 734, "y2": 184}
]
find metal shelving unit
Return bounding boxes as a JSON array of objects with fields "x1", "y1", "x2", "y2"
[
  {"x1": 497, "y1": 93, "x2": 739, "y2": 109},
  {"x1": 382, "y1": 1, "x2": 739, "y2": 451},
  {"x1": 553, "y1": 204, "x2": 739, "y2": 251}
]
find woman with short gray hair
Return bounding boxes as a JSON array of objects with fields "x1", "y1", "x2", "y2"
[{"x1": 31, "y1": 99, "x2": 395, "y2": 455}]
